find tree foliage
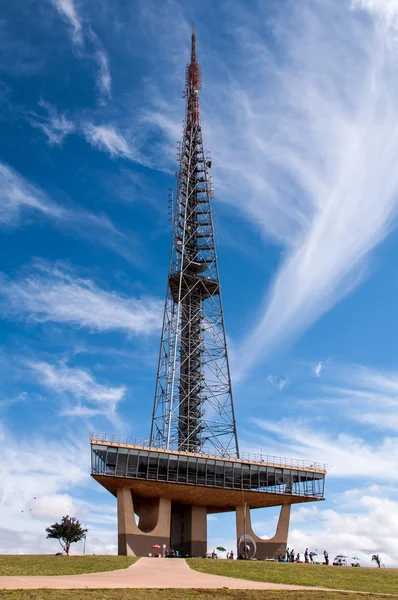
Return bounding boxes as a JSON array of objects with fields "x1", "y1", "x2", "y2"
[
  {"x1": 372, "y1": 554, "x2": 381, "y2": 568},
  {"x1": 46, "y1": 516, "x2": 88, "y2": 555}
]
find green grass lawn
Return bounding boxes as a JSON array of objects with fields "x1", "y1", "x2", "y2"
[
  {"x1": 188, "y1": 559, "x2": 398, "y2": 595},
  {"x1": 0, "y1": 591, "x2": 388, "y2": 600},
  {"x1": 0, "y1": 555, "x2": 138, "y2": 576}
]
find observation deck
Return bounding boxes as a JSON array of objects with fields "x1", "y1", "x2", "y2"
[
  {"x1": 168, "y1": 271, "x2": 219, "y2": 302},
  {"x1": 90, "y1": 434, "x2": 326, "y2": 514}
]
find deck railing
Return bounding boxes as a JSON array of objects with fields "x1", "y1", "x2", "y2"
[{"x1": 90, "y1": 432, "x2": 327, "y2": 473}]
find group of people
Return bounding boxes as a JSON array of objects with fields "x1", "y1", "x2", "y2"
[
  {"x1": 210, "y1": 550, "x2": 234, "y2": 559},
  {"x1": 277, "y1": 548, "x2": 329, "y2": 565},
  {"x1": 165, "y1": 549, "x2": 179, "y2": 558}
]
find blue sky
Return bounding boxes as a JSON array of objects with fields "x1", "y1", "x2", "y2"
[{"x1": 1, "y1": 0, "x2": 398, "y2": 565}]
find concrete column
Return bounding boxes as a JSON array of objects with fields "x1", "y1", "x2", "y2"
[
  {"x1": 170, "y1": 504, "x2": 207, "y2": 557},
  {"x1": 117, "y1": 488, "x2": 136, "y2": 556},
  {"x1": 117, "y1": 487, "x2": 171, "y2": 556},
  {"x1": 236, "y1": 503, "x2": 291, "y2": 560}
]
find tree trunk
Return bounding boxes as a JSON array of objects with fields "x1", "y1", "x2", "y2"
[{"x1": 66, "y1": 542, "x2": 70, "y2": 555}]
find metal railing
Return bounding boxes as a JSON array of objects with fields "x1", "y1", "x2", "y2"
[{"x1": 89, "y1": 432, "x2": 327, "y2": 473}]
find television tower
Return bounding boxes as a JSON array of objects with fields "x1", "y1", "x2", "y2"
[
  {"x1": 90, "y1": 31, "x2": 326, "y2": 560},
  {"x1": 150, "y1": 28, "x2": 239, "y2": 457}
]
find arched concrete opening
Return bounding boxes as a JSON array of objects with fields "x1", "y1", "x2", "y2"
[
  {"x1": 236, "y1": 503, "x2": 291, "y2": 560},
  {"x1": 117, "y1": 488, "x2": 171, "y2": 556}
]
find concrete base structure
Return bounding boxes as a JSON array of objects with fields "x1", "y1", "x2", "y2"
[
  {"x1": 117, "y1": 484, "x2": 290, "y2": 559},
  {"x1": 236, "y1": 504, "x2": 291, "y2": 559},
  {"x1": 93, "y1": 440, "x2": 325, "y2": 558}
]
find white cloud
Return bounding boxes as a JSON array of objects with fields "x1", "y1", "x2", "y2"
[
  {"x1": 142, "y1": 2, "x2": 398, "y2": 375},
  {"x1": 286, "y1": 492, "x2": 398, "y2": 566},
  {"x1": 28, "y1": 361, "x2": 125, "y2": 404},
  {"x1": 251, "y1": 417, "x2": 398, "y2": 481},
  {"x1": 30, "y1": 99, "x2": 75, "y2": 145},
  {"x1": 266, "y1": 375, "x2": 288, "y2": 390},
  {"x1": 49, "y1": 2, "x2": 113, "y2": 105},
  {"x1": 0, "y1": 425, "x2": 86, "y2": 540},
  {"x1": 50, "y1": 0, "x2": 83, "y2": 47},
  {"x1": 210, "y1": 484, "x2": 398, "y2": 565},
  {"x1": 27, "y1": 361, "x2": 126, "y2": 424},
  {"x1": 317, "y1": 364, "x2": 398, "y2": 432},
  {"x1": 313, "y1": 362, "x2": 324, "y2": 378},
  {"x1": 0, "y1": 261, "x2": 162, "y2": 336},
  {"x1": 353, "y1": 0, "x2": 398, "y2": 26},
  {"x1": 0, "y1": 162, "x2": 139, "y2": 263},
  {"x1": 96, "y1": 50, "x2": 111, "y2": 102},
  {"x1": 355, "y1": 412, "x2": 398, "y2": 431},
  {"x1": 0, "y1": 162, "x2": 64, "y2": 225},
  {"x1": 29, "y1": 493, "x2": 82, "y2": 521},
  {"x1": 0, "y1": 424, "x2": 118, "y2": 554},
  {"x1": 234, "y1": 3, "x2": 398, "y2": 374},
  {"x1": 82, "y1": 123, "x2": 136, "y2": 160}
]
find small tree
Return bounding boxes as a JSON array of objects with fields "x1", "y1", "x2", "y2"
[
  {"x1": 372, "y1": 554, "x2": 381, "y2": 568},
  {"x1": 46, "y1": 516, "x2": 88, "y2": 555}
]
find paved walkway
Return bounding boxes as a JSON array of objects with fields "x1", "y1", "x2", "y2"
[{"x1": 0, "y1": 557, "x2": 330, "y2": 590}]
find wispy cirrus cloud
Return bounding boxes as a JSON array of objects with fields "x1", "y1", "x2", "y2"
[
  {"x1": 232, "y1": 1, "x2": 398, "y2": 373},
  {"x1": 251, "y1": 416, "x2": 398, "y2": 481},
  {"x1": 29, "y1": 99, "x2": 75, "y2": 145},
  {"x1": 28, "y1": 101, "x2": 139, "y2": 161},
  {"x1": 82, "y1": 123, "x2": 136, "y2": 160},
  {"x1": 95, "y1": 50, "x2": 111, "y2": 103},
  {"x1": 320, "y1": 363, "x2": 398, "y2": 433},
  {"x1": 247, "y1": 361, "x2": 398, "y2": 478},
  {"x1": 0, "y1": 162, "x2": 66, "y2": 225},
  {"x1": 26, "y1": 102, "x2": 153, "y2": 172},
  {"x1": 266, "y1": 374, "x2": 288, "y2": 391},
  {"x1": 0, "y1": 162, "x2": 140, "y2": 263},
  {"x1": 27, "y1": 360, "x2": 126, "y2": 424},
  {"x1": 49, "y1": 0, "x2": 112, "y2": 103},
  {"x1": 0, "y1": 261, "x2": 162, "y2": 335},
  {"x1": 140, "y1": 1, "x2": 398, "y2": 375},
  {"x1": 49, "y1": 0, "x2": 83, "y2": 47}
]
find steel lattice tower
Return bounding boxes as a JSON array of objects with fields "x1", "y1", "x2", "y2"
[
  {"x1": 150, "y1": 29, "x2": 239, "y2": 458},
  {"x1": 91, "y1": 31, "x2": 326, "y2": 560}
]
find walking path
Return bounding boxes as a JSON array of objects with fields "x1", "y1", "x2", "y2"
[{"x1": 0, "y1": 557, "x2": 331, "y2": 590}]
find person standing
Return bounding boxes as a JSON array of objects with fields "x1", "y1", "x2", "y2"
[
  {"x1": 304, "y1": 548, "x2": 309, "y2": 563},
  {"x1": 324, "y1": 550, "x2": 329, "y2": 565},
  {"x1": 286, "y1": 547, "x2": 290, "y2": 561}
]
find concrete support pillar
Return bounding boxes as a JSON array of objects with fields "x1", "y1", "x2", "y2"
[
  {"x1": 236, "y1": 503, "x2": 291, "y2": 560},
  {"x1": 117, "y1": 487, "x2": 171, "y2": 556},
  {"x1": 170, "y1": 503, "x2": 207, "y2": 557}
]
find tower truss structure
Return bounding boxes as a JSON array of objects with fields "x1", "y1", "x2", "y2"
[{"x1": 150, "y1": 30, "x2": 239, "y2": 457}]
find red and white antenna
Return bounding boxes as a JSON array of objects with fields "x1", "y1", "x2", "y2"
[{"x1": 185, "y1": 27, "x2": 202, "y2": 126}]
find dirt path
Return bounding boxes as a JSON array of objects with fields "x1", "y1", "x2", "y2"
[{"x1": 0, "y1": 557, "x2": 332, "y2": 590}]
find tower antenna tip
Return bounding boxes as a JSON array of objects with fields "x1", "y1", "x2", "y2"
[{"x1": 191, "y1": 24, "x2": 197, "y2": 63}]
